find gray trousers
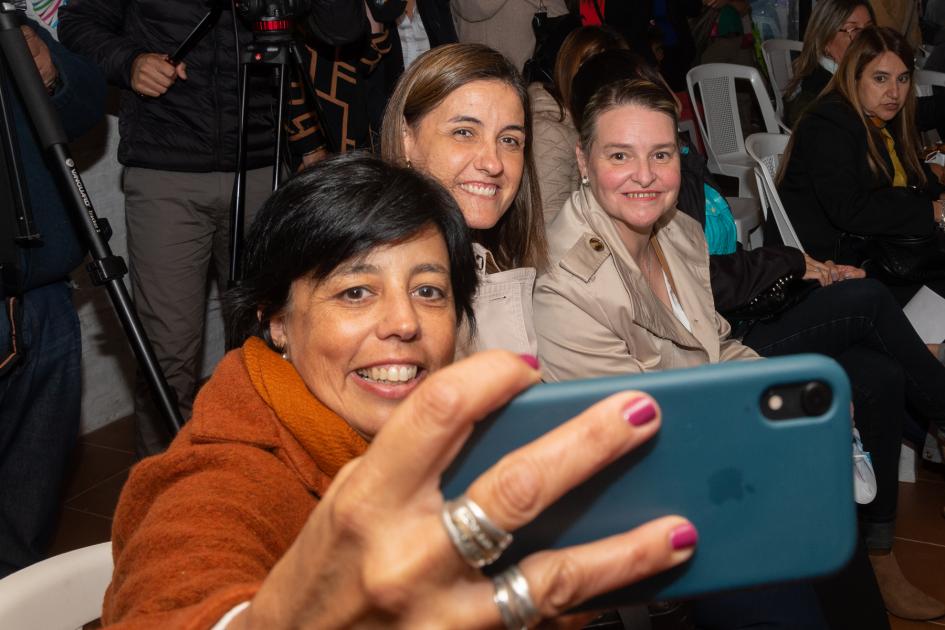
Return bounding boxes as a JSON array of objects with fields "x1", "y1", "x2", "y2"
[{"x1": 122, "y1": 166, "x2": 272, "y2": 457}]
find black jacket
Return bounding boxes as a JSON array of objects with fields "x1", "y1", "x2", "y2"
[
  {"x1": 778, "y1": 93, "x2": 937, "y2": 265},
  {"x1": 787, "y1": 64, "x2": 945, "y2": 133},
  {"x1": 59, "y1": 0, "x2": 366, "y2": 171},
  {"x1": 676, "y1": 146, "x2": 804, "y2": 313}
]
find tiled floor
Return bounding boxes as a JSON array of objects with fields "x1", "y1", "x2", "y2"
[
  {"x1": 891, "y1": 462, "x2": 945, "y2": 630},
  {"x1": 48, "y1": 418, "x2": 945, "y2": 628},
  {"x1": 48, "y1": 416, "x2": 134, "y2": 557}
]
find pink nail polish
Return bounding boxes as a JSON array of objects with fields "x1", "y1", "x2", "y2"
[
  {"x1": 623, "y1": 398, "x2": 656, "y2": 426},
  {"x1": 670, "y1": 523, "x2": 699, "y2": 550},
  {"x1": 518, "y1": 354, "x2": 540, "y2": 370}
]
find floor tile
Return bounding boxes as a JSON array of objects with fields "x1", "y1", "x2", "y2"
[
  {"x1": 895, "y1": 481, "x2": 945, "y2": 547},
  {"x1": 66, "y1": 469, "x2": 130, "y2": 519},
  {"x1": 62, "y1": 443, "x2": 135, "y2": 501},
  {"x1": 46, "y1": 508, "x2": 112, "y2": 558},
  {"x1": 892, "y1": 538, "x2": 945, "y2": 614},
  {"x1": 80, "y1": 415, "x2": 134, "y2": 453}
]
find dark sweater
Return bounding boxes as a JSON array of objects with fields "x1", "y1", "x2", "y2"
[{"x1": 786, "y1": 64, "x2": 945, "y2": 132}]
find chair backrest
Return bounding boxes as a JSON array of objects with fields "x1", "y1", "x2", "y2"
[
  {"x1": 686, "y1": 63, "x2": 781, "y2": 173},
  {"x1": 744, "y1": 132, "x2": 804, "y2": 252},
  {"x1": 761, "y1": 39, "x2": 803, "y2": 119},
  {"x1": 0, "y1": 542, "x2": 112, "y2": 630},
  {"x1": 914, "y1": 68, "x2": 945, "y2": 98}
]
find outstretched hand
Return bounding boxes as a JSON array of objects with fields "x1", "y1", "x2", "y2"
[{"x1": 230, "y1": 351, "x2": 697, "y2": 629}]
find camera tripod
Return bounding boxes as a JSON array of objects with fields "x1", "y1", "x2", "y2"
[
  {"x1": 0, "y1": 4, "x2": 183, "y2": 434},
  {"x1": 170, "y1": 0, "x2": 333, "y2": 287}
]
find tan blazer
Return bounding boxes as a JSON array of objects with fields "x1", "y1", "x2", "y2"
[
  {"x1": 534, "y1": 188, "x2": 758, "y2": 383},
  {"x1": 456, "y1": 243, "x2": 537, "y2": 359}
]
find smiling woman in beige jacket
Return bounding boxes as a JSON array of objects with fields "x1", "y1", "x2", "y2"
[{"x1": 533, "y1": 78, "x2": 758, "y2": 384}]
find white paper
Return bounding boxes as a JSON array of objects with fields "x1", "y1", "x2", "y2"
[{"x1": 903, "y1": 285, "x2": 945, "y2": 343}]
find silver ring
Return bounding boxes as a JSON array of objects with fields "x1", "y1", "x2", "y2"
[
  {"x1": 441, "y1": 494, "x2": 512, "y2": 568},
  {"x1": 492, "y1": 565, "x2": 541, "y2": 630}
]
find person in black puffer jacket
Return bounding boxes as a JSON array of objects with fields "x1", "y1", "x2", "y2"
[{"x1": 58, "y1": 0, "x2": 366, "y2": 457}]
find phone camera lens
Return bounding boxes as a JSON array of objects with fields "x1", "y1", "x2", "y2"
[{"x1": 801, "y1": 382, "x2": 832, "y2": 416}]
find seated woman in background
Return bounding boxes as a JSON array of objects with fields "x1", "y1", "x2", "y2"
[
  {"x1": 783, "y1": 0, "x2": 875, "y2": 127},
  {"x1": 528, "y1": 25, "x2": 628, "y2": 223},
  {"x1": 784, "y1": 0, "x2": 945, "y2": 131},
  {"x1": 381, "y1": 43, "x2": 547, "y2": 356},
  {"x1": 569, "y1": 48, "x2": 945, "y2": 622},
  {"x1": 100, "y1": 154, "x2": 697, "y2": 628},
  {"x1": 779, "y1": 26, "x2": 945, "y2": 306}
]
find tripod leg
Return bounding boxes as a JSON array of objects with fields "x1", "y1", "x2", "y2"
[
  {"x1": 0, "y1": 8, "x2": 183, "y2": 434},
  {"x1": 272, "y1": 61, "x2": 287, "y2": 191},
  {"x1": 229, "y1": 61, "x2": 251, "y2": 285}
]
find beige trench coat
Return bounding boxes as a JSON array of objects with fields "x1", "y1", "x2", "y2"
[{"x1": 534, "y1": 188, "x2": 758, "y2": 383}]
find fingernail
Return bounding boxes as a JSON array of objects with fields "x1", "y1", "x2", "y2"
[
  {"x1": 623, "y1": 397, "x2": 656, "y2": 426},
  {"x1": 518, "y1": 354, "x2": 540, "y2": 370},
  {"x1": 670, "y1": 523, "x2": 699, "y2": 550}
]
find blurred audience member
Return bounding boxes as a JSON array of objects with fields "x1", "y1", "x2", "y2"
[
  {"x1": 529, "y1": 25, "x2": 627, "y2": 222},
  {"x1": 0, "y1": 15, "x2": 105, "y2": 576}
]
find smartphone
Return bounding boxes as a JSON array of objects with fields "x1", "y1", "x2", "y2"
[{"x1": 440, "y1": 354, "x2": 856, "y2": 607}]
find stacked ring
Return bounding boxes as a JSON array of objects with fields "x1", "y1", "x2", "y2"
[
  {"x1": 441, "y1": 494, "x2": 513, "y2": 569},
  {"x1": 493, "y1": 565, "x2": 541, "y2": 630}
]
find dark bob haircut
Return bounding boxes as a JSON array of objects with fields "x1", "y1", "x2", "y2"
[{"x1": 225, "y1": 152, "x2": 478, "y2": 349}]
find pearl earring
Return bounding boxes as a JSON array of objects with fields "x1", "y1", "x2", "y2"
[{"x1": 581, "y1": 174, "x2": 589, "y2": 186}]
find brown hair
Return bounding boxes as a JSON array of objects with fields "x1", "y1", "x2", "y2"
[
  {"x1": 578, "y1": 79, "x2": 681, "y2": 154},
  {"x1": 785, "y1": 0, "x2": 875, "y2": 97},
  {"x1": 569, "y1": 49, "x2": 675, "y2": 132},
  {"x1": 380, "y1": 43, "x2": 547, "y2": 271},
  {"x1": 781, "y1": 26, "x2": 923, "y2": 186},
  {"x1": 551, "y1": 26, "x2": 628, "y2": 122}
]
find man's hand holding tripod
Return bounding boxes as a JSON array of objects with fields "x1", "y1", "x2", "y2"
[{"x1": 131, "y1": 52, "x2": 187, "y2": 97}]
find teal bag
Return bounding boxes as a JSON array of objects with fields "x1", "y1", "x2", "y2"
[{"x1": 704, "y1": 183, "x2": 737, "y2": 255}]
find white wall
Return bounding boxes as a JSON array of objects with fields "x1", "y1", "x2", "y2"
[{"x1": 72, "y1": 100, "x2": 225, "y2": 434}]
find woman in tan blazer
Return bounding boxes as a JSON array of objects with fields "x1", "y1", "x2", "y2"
[
  {"x1": 533, "y1": 77, "x2": 851, "y2": 628},
  {"x1": 534, "y1": 79, "x2": 758, "y2": 383}
]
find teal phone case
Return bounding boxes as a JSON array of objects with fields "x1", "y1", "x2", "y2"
[{"x1": 441, "y1": 354, "x2": 857, "y2": 606}]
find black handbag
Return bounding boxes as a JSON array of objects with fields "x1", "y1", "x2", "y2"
[
  {"x1": 723, "y1": 273, "x2": 819, "y2": 324},
  {"x1": 860, "y1": 232, "x2": 945, "y2": 285}
]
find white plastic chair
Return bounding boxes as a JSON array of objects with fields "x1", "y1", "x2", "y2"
[
  {"x1": 761, "y1": 39, "x2": 803, "y2": 121},
  {"x1": 686, "y1": 63, "x2": 782, "y2": 200},
  {"x1": 913, "y1": 69, "x2": 945, "y2": 145},
  {"x1": 913, "y1": 68, "x2": 945, "y2": 97},
  {"x1": 0, "y1": 542, "x2": 112, "y2": 630},
  {"x1": 744, "y1": 132, "x2": 803, "y2": 251}
]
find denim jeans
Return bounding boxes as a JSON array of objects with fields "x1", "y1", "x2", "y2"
[
  {"x1": 741, "y1": 278, "x2": 945, "y2": 549},
  {"x1": 0, "y1": 281, "x2": 81, "y2": 577}
]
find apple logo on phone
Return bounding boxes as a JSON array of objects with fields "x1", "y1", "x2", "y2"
[{"x1": 708, "y1": 467, "x2": 755, "y2": 504}]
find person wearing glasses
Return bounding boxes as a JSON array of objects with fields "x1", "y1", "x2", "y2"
[
  {"x1": 784, "y1": 0, "x2": 945, "y2": 132},
  {"x1": 783, "y1": 0, "x2": 875, "y2": 127}
]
